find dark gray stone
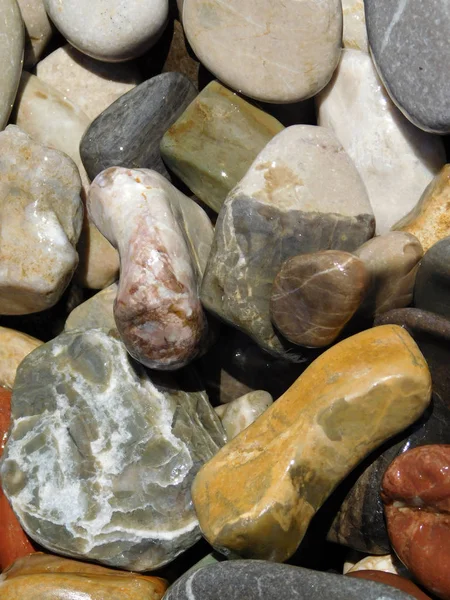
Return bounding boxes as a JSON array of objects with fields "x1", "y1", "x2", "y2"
[
  {"x1": 79, "y1": 72, "x2": 197, "y2": 181},
  {"x1": 164, "y1": 560, "x2": 414, "y2": 600},
  {"x1": 414, "y1": 236, "x2": 450, "y2": 318},
  {"x1": 365, "y1": 0, "x2": 450, "y2": 133}
]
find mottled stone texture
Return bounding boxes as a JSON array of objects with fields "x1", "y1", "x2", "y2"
[
  {"x1": 0, "y1": 327, "x2": 42, "y2": 390},
  {"x1": 192, "y1": 325, "x2": 431, "y2": 562},
  {"x1": 201, "y1": 125, "x2": 374, "y2": 360},
  {"x1": 0, "y1": 329, "x2": 225, "y2": 571},
  {"x1": 160, "y1": 81, "x2": 284, "y2": 213},
  {"x1": 414, "y1": 237, "x2": 450, "y2": 319},
  {"x1": 382, "y1": 446, "x2": 450, "y2": 600},
  {"x1": 0, "y1": 554, "x2": 167, "y2": 599},
  {"x1": 88, "y1": 167, "x2": 213, "y2": 370},
  {"x1": 0, "y1": 0, "x2": 24, "y2": 129},
  {"x1": 271, "y1": 250, "x2": 369, "y2": 347},
  {"x1": 81, "y1": 73, "x2": 197, "y2": 181},
  {"x1": 164, "y1": 560, "x2": 414, "y2": 600},
  {"x1": 0, "y1": 126, "x2": 83, "y2": 315}
]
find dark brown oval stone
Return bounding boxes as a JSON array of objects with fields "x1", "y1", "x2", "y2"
[{"x1": 347, "y1": 571, "x2": 432, "y2": 600}]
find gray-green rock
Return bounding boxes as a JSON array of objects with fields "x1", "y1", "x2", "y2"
[
  {"x1": 0, "y1": 329, "x2": 226, "y2": 571},
  {"x1": 414, "y1": 236, "x2": 450, "y2": 319},
  {"x1": 201, "y1": 125, "x2": 375, "y2": 359}
]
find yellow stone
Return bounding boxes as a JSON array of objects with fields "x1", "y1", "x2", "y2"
[
  {"x1": 0, "y1": 327, "x2": 42, "y2": 390},
  {"x1": 191, "y1": 325, "x2": 431, "y2": 562}
]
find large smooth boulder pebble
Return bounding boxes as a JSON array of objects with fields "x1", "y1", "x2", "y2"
[
  {"x1": 365, "y1": 0, "x2": 450, "y2": 133},
  {"x1": 191, "y1": 325, "x2": 431, "y2": 562},
  {"x1": 0, "y1": 327, "x2": 42, "y2": 390},
  {"x1": 81, "y1": 73, "x2": 197, "y2": 181},
  {"x1": 17, "y1": 0, "x2": 52, "y2": 68},
  {"x1": 270, "y1": 250, "x2": 369, "y2": 348},
  {"x1": 214, "y1": 391, "x2": 273, "y2": 440},
  {"x1": 0, "y1": 126, "x2": 82, "y2": 315},
  {"x1": 201, "y1": 125, "x2": 374, "y2": 360},
  {"x1": 0, "y1": 553, "x2": 167, "y2": 600},
  {"x1": 382, "y1": 445, "x2": 450, "y2": 599},
  {"x1": 88, "y1": 167, "x2": 213, "y2": 370},
  {"x1": 183, "y1": 0, "x2": 342, "y2": 103},
  {"x1": 164, "y1": 559, "x2": 415, "y2": 600},
  {"x1": 44, "y1": 0, "x2": 169, "y2": 62},
  {"x1": 342, "y1": 0, "x2": 368, "y2": 51},
  {"x1": 317, "y1": 49, "x2": 445, "y2": 234},
  {"x1": 0, "y1": 329, "x2": 225, "y2": 571},
  {"x1": 394, "y1": 165, "x2": 450, "y2": 253},
  {"x1": 36, "y1": 44, "x2": 142, "y2": 121},
  {"x1": 414, "y1": 237, "x2": 450, "y2": 319},
  {"x1": 160, "y1": 81, "x2": 284, "y2": 213},
  {"x1": 0, "y1": 0, "x2": 24, "y2": 130}
]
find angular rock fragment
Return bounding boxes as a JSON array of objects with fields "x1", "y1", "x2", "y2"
[
  {"x1": 0, "y1": 327, "x2": 42, "y2": 390},
  {"x1": 65, "y1": 283, "x2": 117, "y2": 332},
  {"x1": 215, "y1": 391, "x2": 273, "y2": 441}
]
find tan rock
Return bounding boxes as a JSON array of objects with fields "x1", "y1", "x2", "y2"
[
  {"x1": 65, "y1": 283, "x2": 117, "y2": 332},
  {"x1": 215, "y1": 391, "x2": 273, "y2": 440},
  {"x1": 192, "y1": 325, "x2": 431, "y2": 562},
  {"x1": 342, "y1": 0, "x2": 368, "y2": 51},
  {"x1": 344, "y1": 554, "x2": 400, "y2": 575},
  {"x1": 355, "y1": 232, "x2": 423, "y2": 316},
  {"x1": 0, "y1": 327, "x2": 42, "y2": 390},
  {"x1": 17, "y1": 0, "x2": 52, "y2": 68},
  {"x1": 393, "y1": 165, "x2": 450, "y2": 253},
  {"x1": 0, "y1": 0, "x2": 24, "y2": 130}
]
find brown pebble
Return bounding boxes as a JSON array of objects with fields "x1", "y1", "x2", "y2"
[{"x1": 347, "y1": 571, "x2": 432, "y2": 600}]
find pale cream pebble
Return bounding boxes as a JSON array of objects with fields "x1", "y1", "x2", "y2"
[
  {"x1": 215, "y1": 391, "x2": 273, "y2": 440},
  {"x1": 0, "y1": 327, "x2": 43, "y2": 390}
]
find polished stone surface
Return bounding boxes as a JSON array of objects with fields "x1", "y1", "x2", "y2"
[
  {"x1": 44, "y1": 0, "x2": 169, "y2": 62},
  {"x1": 65, "y1": 283, "x2": 117, "y2": 333},
  {"x1": 17, "y1": 0, "x2": 52, "y2": 68},
  {"x1": 201, "y1": 125, "x2": 374, "y2": 360},
  {"x1": 414, "y1": 237, "x2": 450, "y2": 319},
  {"x1": 0, "y1": 553, "x2": 167, "y2": 599},
  {"x1": 164, "y1": 559, "x2": 415, "y2": 600},
  {"x1": 344, "y1": 554, "x2": 400, "y2": 574},
  {"x1": 365, "y1": 0, "x2": 450, "y2": 133},
  {"x1": 395, "y1": 165, "x2": 450, "y2": 253},
  {"x1": 355, "y1": 232, "x2": 423, "y2": 316},
  {"x1": 1, "y1": 329, "x2": 225, "y2": 571},
  {"x1": 183, "y1": 0, "x2": 342, "y2": 103},
  {"x1": 0, "y1": 0, "x2": 24, "y2": 130},
  {"x1": 0, "y1": 126, "x2": 83, "y2": 315},
  {"x1": 382, "y1": 445, "x2": 450, "y2": 599},
  {"x1": 191, "y1": 325, "x2": 431, "y2": 562},
  {"x1": 88, "y1": 167, "x2": 212, "y2": 370},
  {"x1": 160, "y1": 81, "x2": 284, "y2": 213},
  {"x1": 342, "y1": 0, "x2": 368, "y2": 51},
  {"x1": 271, "y1": 250, "x2": 368, "y2": 347},
  {"x1": 81, "y1": 73, "x2": 196, "y2": 181},
  {"x1": 347, "y1": 571, "x2": 432, "y2": 600},
  {"x1": 317, "y1": 49, "x2": 445, "y2": 234},
  {"x1": 215, "y1": 391, "x2": 273, "y2": 440},
  {"x1": 0, "y1": 327, "x2": 42, "y2": 390}
]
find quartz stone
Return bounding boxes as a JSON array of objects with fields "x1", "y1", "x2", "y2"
[
  {"x1": 65, "y1": 283, "x2": 117, "y2": 333},
  {"x1": 17, "y1": 0, "x2": 52, "y2": 68},
  {"x1": 215, "y1": 391, "x2": 273, "y2": 440},
  {"x1": 13, "y1": 72, "x2": 120, "y2": 290},
  {"x1": 342, "y1": 0, "x2": 368, "y2": 51},
  {"x1": 0, "y1": 327, "x2": 42, "y2": 390},
  {"x1": 0, "y1": 329, "x2": 225, "y2": 571},
  {"x1": 0, "y1": 553, "x2": 167, "y2": 599},
  {"x1": 270, "y1": 250, "x2": 369, "y2": 347},
  {"x1": 44, "y1": 0, "x2": 169, "y2": 62},
  {"x1": 344, "y1": 554, "x2": 399, "y2": 574},
  {"x1": 164, "y1": 559, "x2": 414, "y2": 600},
  {"x1": 160, "y1": 81, "x2": 284, "y2": 213},
  {"x1": 183, "y1": 0, "x2": 342, "y2": 103},
  {"x1": 36, "y1": 44, "x2": 142, "y2": 121},
  {"x1": 394, "y1": 165, "x2": 450, "y2": 253},
  {"x1": 0, "y1": 0, "x2": 24, "y2": 130},
  {"x1": 365, "y1": 0, "x2": 450, "y2": 133},
  {"x1": 81, "y1": 73, "x2": 197, "y2": 181},
  {"x1": 347, "y1": 572, "x2": 432, "y2": 600},
  {"x1": 0, "y1": 125, "x2": 83, "y2": 315},
  {"x1": 88, "y1": 167, "x2": 213, "y2": 370},
  {"x1": 191, "y1": 325, "x2": 431, "y2": 562},
  {"x1": 414, "y1": 237, "x2": 450, "y2": 319},
  {"x1": 201, "y1": 125, "x2": 374, "y2": 360},
  {"x1": 354, "y1": 232, "x2": 423, "y2": 317},
  {"x1": 317, "y1": 49, "x2": 445, "y2": 234},
  {"x1": 382, "y1": 445, "x2": 450, "y2": 600}
]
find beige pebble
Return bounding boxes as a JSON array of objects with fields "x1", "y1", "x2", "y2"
[
  {"x1": 215, "y1": 391, "x2": 273, "y2": 440},
  {"x1": 0, "y1": 327, "x2": 42, "y2": 390}
]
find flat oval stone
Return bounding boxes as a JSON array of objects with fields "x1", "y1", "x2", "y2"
[
  {"x1": 317, "y1": 49, "x2": 445, "y2": 234},
  {"x1": 0, "y1": 329, "x2": 225, "y2": 571},
  {"x1": 0, "y1": 553, "x2": 167, "y2": 599},
  {"x1": 164, "y1": 559, "x2": 414, "y2": 600},
  {"x1": 0, "y1": 327, "x2": 42, "y2": 390},
  {"x1": 160, "y1": 80, "x2": 284, "y2": 213},
  {"x1": 44, "y1": 0, "x2": 169, "y2": 62},
  {"x1": 382, "y1": 445, "x2": 450, "y2": 599},
  {"x1": 191, "y1": 325, "x2": 431, "y2": 562},
  {"x1": 270, "y1": 250, "x2": 369, "y2": 348},
  {"x1": 17, "y1": 0, "x2": 52, "y2": 68},
  {"x1": 215, "y1": 391, "x2": 273, "y2": 440},
  {"x1": 414, "y1": 237, "x2": 450, "y2": 319},
  {"x1": 365, "y1": 0, "x2": 450, "y2": 133},
  {"x1": 354, "y1": 231, "x2": 423, "y2": 317},
  {"x1": 342, "y1": 0, "x2": 368, "y2": 51},
  {"x1": 201, "y1": 125, "x2": 374, "y2": 360},
  {"x1": 394, "y1": 165, "x2": 450, "y2": 253},
  {"x1": 81, "y1": 73, "x2": 197, "y2": 181},
  {"x1": 183, "y1": 0, "x2": 342, "y2": 103},
  {"x1": 347, "y1": 571, "x2": 432, "y2": 600},
  {"x1": 0, "y1": 0, "x2": 24, "y2": 129}
]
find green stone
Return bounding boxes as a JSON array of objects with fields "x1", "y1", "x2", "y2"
[{"x1": 160, "y1": 81, "x2": 284, "y2": 213}]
